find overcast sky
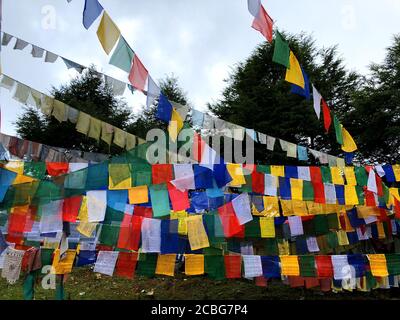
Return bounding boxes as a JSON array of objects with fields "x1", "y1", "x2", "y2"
[{"x1": 1, "y1": 0, "x2": 400, "y2": 137}]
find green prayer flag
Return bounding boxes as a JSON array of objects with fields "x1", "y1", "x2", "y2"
[
  {"x1": 326, "y1": 231, "x2": 339, "y2": 249},
  {"x1": 24, "y1": 162, "x2": 46, "y2": 179},
  {"x1": 264, "y1": 239, "x2": 278, "y2": 255},
  {"x1": 136, "y1": 253, "x2": 157, "y2": 278},
  {"x1": 299, "y1": 255, "x2": 316, "y2": 277},
  {"x1": 333, "y1": 115, "x2": 344, "y2": 145},
  {"x1": 109, "y1": 36, "x2": 135, "y2": 73},
  {"x1": 272, "y1": 31, "x2": 290, "y2": 68},
  {"x1": 131, "y1": 163, "x2": 152, "y2": 186},
  {"x1": 109, "y1": 163, "x2": 131, "y2": 186},
  {"x1": 205, "y1": 255, "x2": 225, "y2": 280},
  {"x1": 356, "y1": 186, "x2": 365, "y2": 205},
  {"x1": 320, "y1": 167, "x2": 332, "y2": 183},
  {"x1": 149, "y1": 184, "x2": 170, "y2": 218},
  {"x1": 23, "y1": 273, "x2": 36, "y2": 300},
  {"x1": 302, "y1": 181, "x2": 314, "y2": 201},
  {"x1": 314, "y1": 215, "x2": 329, "y2": 236},
  {"x1": 99, "y1": 224, "x2": 120, "y2": 246},
  {"x1": 256, "y1": 165, "x2": 271, "y2": 174},
  {"x1": 326, "y1": 213, "x2": 339, "y2": 230},
  {"x1": 354, "y1": 167, "x2": 368, "y2": 186},
  {"x1": 244, "y1": 217, "x2": 261, "y2": 238},
  {"x1": 386, "y1": 254, "x2": 400, "y2": 275}
]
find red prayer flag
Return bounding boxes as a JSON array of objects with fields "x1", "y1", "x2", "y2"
[
  {"x1": 394, "y1": 198, "x2": 400, "y2": 219},
  {"x1": 251, "y1": 5, "x2": 273, "y2": 43},
  {"x1": 252, "y1": 169, "x2": 265, "y2": 195},
  {"x1": 117, "y1": 214, "x2": 137, "y2": 250},
  {"x1": 304, "y1": 277, "x2": 320, "y2": 289},
  {"x1": 134, "y1": 206, "x2": 153, "y2": 218},
  {"x1": 312, "y1": 181, "x2": 325, "y2": 204},
  {"x1": 130, "y1": 215, "x2": 143, "y2": 251},
  {"x1": 128, "y1": 55, "x2": 148, "y2": 92},
  {"x1": 152, "y1": 164, "x2": 173, "y2": 185},
  {"x1": 167, "y1": 182, "x2": 190, "y2": 211},
  {"x1": 364, "y1": 188, "x2": 376, "y2": 207},
  {"x1": 62, "y1": 196, "x2": 82, "y2": 222},
  {"x1": 218, "y1": 202, "x2": 244, "y2": 238},
  {"x1": 289, "y1": 276, "x2": 305, "y2": 288},
  {"x1": 192, "y1": 132, "x2": 205, "y2": 163},
  {"x1": 115, "y1": 252, "x2": 138, "y2": 279},
  {"x1": 321, "y1": 99, "x2": 332, "y2": 133},
  {"x1": 255, "y1": 276, "x2": 268, "y2": 287},
  {"x1": 309, "y1": 166, "x2": 323, "y2": 184},
  {"x1": 319, "y1": 278, "x2": 332, "y2": 292},
  {"x1": 224, "y1": 255, "x2": 242, "y2": 279},
  {"x1": 46, "y1": 162, "x2": 69, "y2": 176},
  {"x1": 315, "y1": 256, "x2": 333, "y2": 278}
]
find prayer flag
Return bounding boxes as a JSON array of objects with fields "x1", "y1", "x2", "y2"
[
  {"x1": 83, "y1": 0, "x2": 103, "y2": 29},
  {"x1": 128, "y1": 55, "x2": 148, "y2": 92},
  {"x1": 285, "y1": 51, "x2": 305, "y2": 89},
  {"x1": 251, "y1": 5, "x2": 273, "y2": 43},
  {"x1": 341, "y1": 127, "x2": 358, "y2": 152},
  {"x1": 272, "y1": 31, "x2": 290, "y2": 68},
  {"x1": 96, "y1": 12, "x2": 120, "y2": 54},
  {"x1": 321, "y1": 99, "x2": 331, "y2": 133},
  {"x1": 109, "y1": 36, "x2": 134, "y2": 73}
]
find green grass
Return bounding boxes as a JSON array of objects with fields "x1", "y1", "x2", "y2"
[{"x1": 1, "y1": 267, "x2": 399, "y2": 300}]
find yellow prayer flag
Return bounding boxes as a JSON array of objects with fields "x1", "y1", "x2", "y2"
[
  {"x1": 77, "y1": 196, "x2": 98, "y2": 237},
  {"x1": 290, "y1": 178, "x2": 303, "y2": 201},
  {"x1": 262, "y1": 197, "x2": 280, "y2": 217},
  {"x1": 260, "y1": 217, "x2": 275, "y2": 238},
  {"x1": 331, "y1": 167, "x2": 344, "y2": 185},
  {"x1": 170, "y1": 210, "x2": 188, "y2": 235},
  {"x1": 88, "y1": 117, "x2": 102, "y2": 141},
  {"x1": 227, "y1": 163, "x2": 246, "y2": 186},
  {"x1": 285, "y1": 51, "x2": 305, "y2": 89},
  {"x1": 155, "y1": 254, "x2": 176, "y2": 277},
  {"x1": 368, "y1": 254, "x2": 389, "y2": 277},
  {"x1": 292, "y1": 200, "x2": 309, "y2": 216},
  {"x1": 51, "y1": 249, "x2": 77, "y2": 275},
  {"x1": 337, "y1": 230, "x2": 349, "y2": 246},
  {"x1": 126, "y1": 133, "x2": 137, "y2": 151},
  {"x1": 306, "y1": 201, "x2": 323, "y2": 215},
  {"x1": 376, "y1": 222, "x2": 386, "y2": 239},
  {"x1": 344, "y1": 185, "x2": 359, "y2": 205},
  {"x1": 393, "y1": 165, "x2": 400, "y2": 182},
  {"x1": 113, "y1": 127, "x2": 127, "y2": 148},
  {"x1": 167, "y1": 108, "x2": 184, "y2": 142},
  {"x1": 341, "y1": 127, "x2": 357, "y2": 152},
  {"x1": 344, "y1": 167, "x2": 357, "y2": 186},
  {"x1": 277, "y1": 240, "x2": 290, "y2": 255},
  {"x1": 109, "y1": 177, "x2": 132, "y2": 190},
  {"x1": 186, "y1": 215, "x2": 210, "y2": 251},
  {"x1": 128, "y1": 186, "x2": 149, "y2": 204},
  {"x1": 280, "y1": 255, "x2": 300, "y2": 276},
  {"x1": 270, "y1": 165, "x2": 285, "y2": 177},
  {"x1": 96, "y1": 12, "x2": 121, "y2": 54},
  {"x1": 101, "y1": 121, "x2": 114, "y2": 145},
  {"x1": 76, "y1": 111, "x2": 91, "y2": 135},
  {"x1": 280, "y1": 200, "x2": 294, "y2": 216},
  {"x1": 184, "y1": 254, "x2": 204, "y2": 276}
]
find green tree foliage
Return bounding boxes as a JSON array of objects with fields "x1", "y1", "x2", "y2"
[
  {"x1": 15, "y1": 67, "x2": 132, "y2": 154},
  {"x1": 345, "y1": 35, "x2": 400, "y2": 164},
  {"x1": 208, "y1": 31, "x2": 360, "y2": 164}
]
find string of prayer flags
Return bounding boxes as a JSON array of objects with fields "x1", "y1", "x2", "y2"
[
  {"x1": 285, "y1": 51, "x2": 305, "y2": 89},
  {"x1": 83, "y1": 0, "x2": 104, "y2": 29},
  {"x1": 96, "y1": 12, "x2": 120, "y2": 55}
]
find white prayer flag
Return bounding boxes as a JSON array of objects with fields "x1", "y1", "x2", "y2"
[
  {"x1": 266, "y1": 136, "x2": 275, "y2": 151},
  {"x1": 232, "y1": 193, "x2": 253, "y2": 225},
  {"x1": 247, "y1": 0, "x2": 261, "y2": 17},
  {"x1": 324, "y1": 183, "x2": 337, "y2": 204},
  {"x1": 306, "y1": 237, "x2": 320, "y2": 253},
  {"x1": 94, "y1": 251, "x2": 119, "y2": 276},
  {"x1": 288, "y1": 216, "x2": 304, "y2": 237},
  {"x1": 44, "y1": 51, "x2": 59, "y2": 63},
  {"x1": 242, "y1": 255, "x2": 263, "y2": 278},
  {"x1": 87, "y1": 190, "x2": 107, "y2": 222},
  {"x1": 312, "y1": 85, "x2": 322, "y2": 119},
  {"x1": 332, "y1": 255, "x2": 351, "y2": 280},
  {"x1": 297, "y1": 166, "x2": 311, "y2": 181},
  {"x1": 171, "y1": 164, "x2": 195, "y2": 191},
  {"x1": 39, "y1": 200, "x2": 63, "y2": 234},
  {"x1": 367, "y1": 170, "x2": 378, "y2": 194},
  {"x1": 264, "y1": 174, "x2": 277, "y2": 196},
  {"x1": 141, "y1": 218, "x2": 161, "y2": 253}
]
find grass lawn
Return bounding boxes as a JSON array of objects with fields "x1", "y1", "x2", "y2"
[{"x1": 1, "y1": 267, "x2": 400, "y2": 300}]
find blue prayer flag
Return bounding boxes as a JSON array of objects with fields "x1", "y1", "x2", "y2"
[
  {"x1": 83, "y1": 0, "x2": 104, "y2": 29},
  {"x1": 156, "y1": 93, "x2": 173, "y2": 123}
]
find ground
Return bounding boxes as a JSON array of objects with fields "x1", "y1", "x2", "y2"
[{"x1": 0, "y1": 267, "x2": 400, "y2": 300}]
